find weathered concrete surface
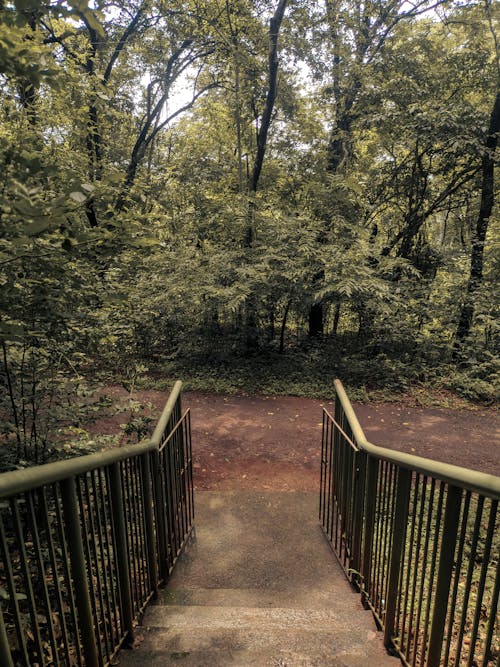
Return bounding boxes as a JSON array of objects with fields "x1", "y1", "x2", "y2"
[{"x1": 118, "y1": 491, "x2": 399, "y2": 666}]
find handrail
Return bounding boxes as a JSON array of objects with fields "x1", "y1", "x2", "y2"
[
  {"x1": 0, "y1": 380, "x2": 194, "y2": 667},
  {"x1": 321, "y1": 380, "x2": 500, "y2": 667},
  {"x1": 0, "y1": 380, "x2": 184, "y2": 499},
  {"x1": 0, "y1": 440, "x2": 156, "y2": 498},
  {"x1": 334, "y1": 379, "x2": 500, "y2": 499},
  {"x1": 151, "y1": 379, "x2": 183, "y2": 447}
]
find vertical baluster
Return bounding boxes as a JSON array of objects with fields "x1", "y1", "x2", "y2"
[
  {"x1": 11, "y1": 496, "x2": 45, "y2": 666},
  {"x1": 0, "y1": 598, "x2": 13, "y2": 667},
  {"x1": 352, "y1": 448, "x2": 365, "y2": 578},
  {"x1": 427, "y1": 484, "x2": 462, "y2": 667},
  {"x1": 420, "y1": 483, "x2": 445, "y2": 666},
  {"x1": 27, "y1": 490, "x2": 59, "y2": 666},
  {"x1": 406, "y1": 475, "x2": 426, "y2": 662},
  {"x1": 54, "y1": 484, "x2": 82, "y2": 666},
  {"x1": 60, "y1": 477, "x2": 99, "y2": 667},
  {"x1": 455, "y1": 496, "x2": 484, "y2": 664},
  {"x1": 0, "y1": 513, "x2": 28, "y2": 664},
  {"x1": 319, "y1": 409, "x2": 326, "y2": 523},
  {"x1": 98, "y1": 468, "x2": 121, "y2": 646},
  {"x1": 82, "y1": 474, "x2": 109, "y2": 663},
  {"x1": 467, "y1": 499, "x2": 498, "y2": 667},
  {"x1": 384, "y1": 464, "x2": 398, "y2": 612},
  {"x1": 361, "y1": 455, "x2": 378, "y2": 606},
  {"x1": 384, "y1": 467, "x2": 411, "y2": 649},
  {"x1": 108, "y1": 462, "x2": 134, "y2": 646},
  {"x1": 141, "y1": 452, "x2": 158, "y2": 597},
  {"x1": 171, "y1": 423, "x2": 182, "y2": 551},
  {"x1": 76, "y1": 477, "x2": 103, "y2": 666},
  {"x1": 325, "y1": 414, "x2": 333, "y2": 539},
  {"x1": 181, "y1": 417, "x2": 191, "y2": 536},
  {"x1": 125, "y1": 459, "x2": 140, "y2": 614},
  {"x1": 412, "y1": 477, "x2": 436, "y2": 667},
  {"x1": 162, "y1": 443, "x2": 175, "y2": 571},
  {"x1": 130, "y1": 459, "x2": 146, "y2": 607},
  {"x1": 482, "y1": 546, "x2": 500, "y2": 667},
  {"x1": 376, "y1": 462, "x2": 390, "y2": 615},
  {"x1": 187, "y1": 410, "x2": 195, "y2": 525},
  {"x1": 153, "y1": 448, "x2": 168, "y2": 581},
  {"x1": 41, "y1": 486, "x2": 71, "y2": 666},
  {"x1": 90, "y1": 469, "x2": 114, "y2": 654},
  {"x1": 443, "y1": 491, "x2": 471, "y2": 667},
  {"x1": 400, "y1": 474, "x2": 419, "y2": 656}
]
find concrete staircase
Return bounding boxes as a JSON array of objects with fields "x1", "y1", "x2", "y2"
[{"x1": 118, "y1": 491, "x2": 399, "y2": 666}]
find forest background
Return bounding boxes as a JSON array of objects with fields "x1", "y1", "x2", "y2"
[{"x1": 0, "y1": 0, "x2": 498, "y2": 466}]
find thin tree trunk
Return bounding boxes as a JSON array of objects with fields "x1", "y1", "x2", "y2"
[
  {"x1": 279, "y1": 300, "x2": 292, "y2": 353},
  {"x1": 454, "y1": 87, "x2": 500, "y2": 350},
  {"x1": 332, "y1": 301, "x2": 341, "y2": 336},
  {"x1": 308, "y1": 302, "x2": 324, "y2": 337},
  {"x1": 244, "y1": 0, "x2": 287, "y2": 349},
  {"x1": 235, "y1": 57, "x2": 244, "y2": 194},
  {"x1": 2, "y1": 341, "x2": 22, "y2": 458},
  {"x1": 248, "y1": 0, "x2": 287, "y2": 197}
]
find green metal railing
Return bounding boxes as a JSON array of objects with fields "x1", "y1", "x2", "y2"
[
  {"x1": 0, "y1": 380, "x2": 194, "y2": 667},
  {"x1": 320, "y1": 379, "x2": 500, "y2": 667}
]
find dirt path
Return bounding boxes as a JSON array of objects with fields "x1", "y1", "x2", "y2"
[
  {"x1": 93, "y1": 388, "x2": 499, "y2": 492},
  {"x1": 183, "y1": 392, "x2": 499, "y2": 491}
]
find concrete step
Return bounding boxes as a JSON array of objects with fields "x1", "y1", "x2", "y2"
[
  {"x1": 158, "y1": 587, "x2": 351, "y2": 610},
  {"x1": 123, "y1": 620, "x2": 392, "y2": 666},
  {"x1": 120, "y1": 646, "x2": 389, "y2": 667},
  {"x1": 144, "y1": 604, "x2": 348, "y2": 629},
  {"x1": 117, "y1": 492, "x2": 399, "y2": 666}
]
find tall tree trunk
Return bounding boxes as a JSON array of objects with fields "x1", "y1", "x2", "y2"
[
  {"x1": 244, "y1": 0, "x2": 287, "y2": 350},
  {"x1": 332, "y1": 301, "x2": 341, "y2": 336},
  {"x1": 454, "y1": 87, "x2": 500, "y2": 351},
  {"x1": 248, "y1": 0, "x2": 287, "y2": 198},
  {"x1": 279, "y1": 300, "x2": 292, "y2": 353},
  {"x1": 308, "y1": 302, "x2": 324, "y2": 337},
  {"x1": 19, "y1": 10, "x2": 40, "y2": 127}
]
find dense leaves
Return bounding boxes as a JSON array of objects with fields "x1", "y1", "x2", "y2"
[{"x1": 0, "y1": 0, "x2": 498, "y2": 462}]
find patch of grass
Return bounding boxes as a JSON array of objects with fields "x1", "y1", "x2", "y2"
[{"x1": 133, "y1": 348, "x2": 495, "y2": 410}]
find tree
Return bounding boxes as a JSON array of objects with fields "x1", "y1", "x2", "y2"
[{"x1": 454, "y1": 88, "x2": 499, "y2": 347}]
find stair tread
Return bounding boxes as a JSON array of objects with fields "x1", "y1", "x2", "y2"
[
  {"x1": 144, "y1": 604, "x2": 351, "y2": 629},
  {"x1": 158, "y1": 587, "x2": 356, "y2": 610},
  {"x1": 118, "y1": 492, "x2": 398, "y2": 666},
  {"x1": 127, "y1": 625, "x2": 396, "y2": 666},
  {"x1": 120, "y1": 646, "x2": 393, "y2": 667}
]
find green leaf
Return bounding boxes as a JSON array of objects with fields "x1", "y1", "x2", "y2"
[
  {"x1": 82, "y1": 8, "x2": 106, "y2": 38},
  {"x1": 0, "y1": 322, "x2": 24, "y2": 339},
  {"x1": 69, "y1": 191, "x2": 87, "y2": 203},
  {"x1": 25, "y1": 220, "x2": 52, "y2": 236}
]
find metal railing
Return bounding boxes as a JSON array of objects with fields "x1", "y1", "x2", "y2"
[
  {"x1": 320, "y1": 379, "x2": 500, "y2": 667},
  {"x1": 0, "y1": 380, "x2": 194, "y2": 667}
]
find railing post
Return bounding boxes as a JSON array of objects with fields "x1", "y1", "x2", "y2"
[
  {"x1": 108, "y1": 462, "x2": 135, "y2": 645},
  {"x1": 60, "y1": 477, "x2": 99, "y2": 667},
  {"x1": 141, "y1": 452, "x2": 158, "y2": 596},
  {"x1": 153, "y1": 448, "x2": 168, "y2": 581},
  {"x1": 0, "y1": 602, "x2": 14, "y2": 667},
  {"x1": 361, "y1": 455, "x2": 378, "y2": 606},
  {"x1": 352, "y1": 449, "x2": 366, "y2": 586},
  {"x1": 384, "y1": 467, "x2": 411, "y2": 648},
  {"x1": 426, "y1": 485, "x2": 462, "y2": 667}
]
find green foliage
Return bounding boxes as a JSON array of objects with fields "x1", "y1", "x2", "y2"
[{"x1": 0, "y1": 0, "x2": 498, "y2": 469}]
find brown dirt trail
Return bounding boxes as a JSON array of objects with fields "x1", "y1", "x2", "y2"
[{"x1": 94, "y1": 389, "x2": 499, "y2": 491}]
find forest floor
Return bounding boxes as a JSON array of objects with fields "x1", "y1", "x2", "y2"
[{"x1": 91, "y1": 389, "x2": 499, "y2": 491}]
